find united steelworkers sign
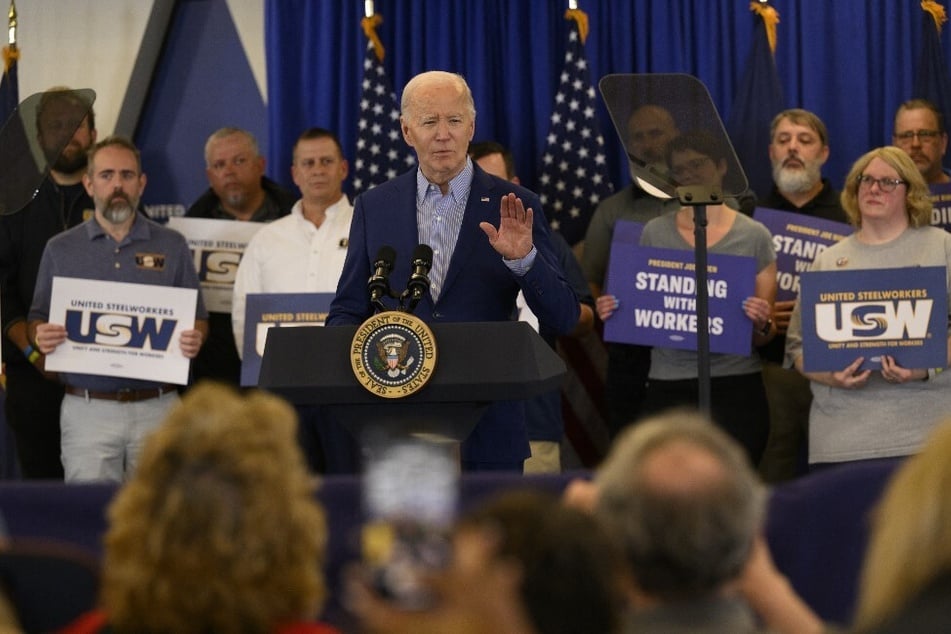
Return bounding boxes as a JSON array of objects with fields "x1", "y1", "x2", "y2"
[
  {"x1": 167, "y1": 217, "x2": 263, "y2": 312},
  {"x1": 351, "y1": 311, "x2": 437, "y2": 398},
  {"x1": 240, "y1": 293, "x2": 334, "y2": 386},
  {"x1": 45, "y1": 276, "x2": 198, "y2": 384},
  {"x1": 800, "y1": 266, "x2": 948, "y2": 372}
]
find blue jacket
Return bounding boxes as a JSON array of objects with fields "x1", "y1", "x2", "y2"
[{"x1": 328, "y1": 164, "x2": 580, "y2": 464}]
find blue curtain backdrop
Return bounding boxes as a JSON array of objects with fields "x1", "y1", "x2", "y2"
[{"x1": 265, "y1": 0, "x2": 946, "y2": 201}]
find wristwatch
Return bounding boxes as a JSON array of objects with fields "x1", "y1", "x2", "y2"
[{"x1": 758, "y1": 318, "x2": 773, "y2": 337}]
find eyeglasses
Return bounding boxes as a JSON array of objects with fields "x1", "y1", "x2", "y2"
[
  {"x1": 893, "y1": 129, "x2": 942, "y2": 145},
  {"x1": 670, "y1": 157, "x2": 713, "y2": 179},
  {"x1": 856, "y1": 174, "x2": 907, "y2": 193}
]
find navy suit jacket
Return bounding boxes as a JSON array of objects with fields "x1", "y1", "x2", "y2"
[{"x1": 327, "y1": 164, "x2": 580, "y2": 464}]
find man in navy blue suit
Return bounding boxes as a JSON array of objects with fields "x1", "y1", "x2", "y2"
[{"x1": 327, "y1": 71, "x2": 580, "y2": 471}]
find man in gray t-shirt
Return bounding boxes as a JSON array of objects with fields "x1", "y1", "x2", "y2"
[{"x1": 29, "y1": 137, "x2": 208, "y2": 482}]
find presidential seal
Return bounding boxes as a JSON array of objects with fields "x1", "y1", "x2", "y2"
[{"x1": 351, "y1": 311, "x2": 437, "y2": 398}]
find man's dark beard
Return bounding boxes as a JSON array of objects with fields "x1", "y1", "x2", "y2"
[{"x1": 46, "y1": 147, "x2": 88, "y2": 174}]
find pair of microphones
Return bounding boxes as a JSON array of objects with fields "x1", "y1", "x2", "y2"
[{"x1": 367, "y1": 244, "x2": 433, "y2": 314}]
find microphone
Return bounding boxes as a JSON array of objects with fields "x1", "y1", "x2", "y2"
[
  {"x1": 368, "y1": 245, "x2": 397, "y2": 311},
  {"x1": 402, "y1": 244, "x2": 433, "y2": 313}
]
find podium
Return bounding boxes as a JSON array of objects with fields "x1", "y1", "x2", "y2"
[{"x1": 258, "y1": 321, "x2": 566, "y2": 443}]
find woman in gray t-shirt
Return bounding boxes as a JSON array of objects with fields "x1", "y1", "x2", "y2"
[{"x1": 786, "y1": 146, "x2": 951, "y2": 466}]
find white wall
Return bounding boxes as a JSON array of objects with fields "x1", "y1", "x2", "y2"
[{"x1": 15, "y1": 0, "x2": 265, "y2": 136}]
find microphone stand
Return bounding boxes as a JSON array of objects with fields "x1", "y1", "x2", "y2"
[{"x1": 675, "y1": 183, "x2": 723, "y2": 415}]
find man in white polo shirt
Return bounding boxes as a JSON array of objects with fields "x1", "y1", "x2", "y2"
[{"x1": 232, "y1": 127, "x2": 353, "y2": 472}]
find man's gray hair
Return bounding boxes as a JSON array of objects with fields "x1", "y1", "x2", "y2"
[
  {"x1": 595, "y1": 408, "x2": 766, "y2": 601},
  {"x1": 203, "y1": 127, "x2": 260, "y2": 167}
]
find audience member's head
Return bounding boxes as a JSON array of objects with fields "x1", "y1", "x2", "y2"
[
  {"x1": 595, "y1": 409, "x2": 766, "y2": 603},
  {"x1": 351, "y1": 489, "x2": 622, "y2": 634},
  {"x1": 456, "y1": 489, "x2": 622, "y2": 634},
  {"x1": 468, "y1": 140, "x2": 518, "y2": 183},
  {"x1": 203, "y1": 127, "x2": 267, "y2": 215},
  {"x1": 853, "y1": 418, "x2": 951, "y2": 631},
  {"x1": 892, "y1": 98, "x2": 950, "y2": 185},
  {"x1": 292, "y1": 127, "x2": 349, "y2": 209},
  {"x1": 769, "y1": 108, "x2": 830, "y2": 196},
  {"x1": 99, "y1": 383, "x2": 328, "y2": 633},
  {"x1": 840, "y1": 145, "x2": 932, "y2": 229}
]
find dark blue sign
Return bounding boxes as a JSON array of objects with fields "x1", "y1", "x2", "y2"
[
  {"x1": 930, "y1": 182, "x2": 951, "y2": 232},
  {"x1": 604, "y1": 245, "x2": 757, "y2": 355},
  {"x1": 754, "y1": 207, "x2": 852, "y2": 302},
  {"x1": 799, "y1": 266, "x2": 948, "y2": 372},
  {"x1": 240, "y1": 293, "x2": 334, "y2": 386}
]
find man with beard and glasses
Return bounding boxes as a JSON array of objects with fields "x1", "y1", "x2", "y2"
[
  {"x1": 0, "y1": 87, "x2": 97, "y2": 479},
  {"x1": 757, "y1": 109, "x2": 847, "y2": 482},
  {"x1": 892, "y1": 99, "x2": 951, "y2": 186},
  {"x1": 28, "y1": 137, "x2": 208, "y2": 482},
  {"x1": 186, "y1": 127, "x2": 295, "y2": 388}
]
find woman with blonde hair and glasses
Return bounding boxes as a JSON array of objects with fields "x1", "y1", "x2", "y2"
[{"x1": 785, "y1": 146, "x2": 951, "y2": 469}]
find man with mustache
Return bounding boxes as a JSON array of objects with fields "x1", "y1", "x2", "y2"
[
  {"x1": 892, "y1": 99, "x2": 950, "y2": 186},
  {"x1": 231, "y1": 128, "x2": 353, "y2": 472},
  {"x1": 0, "y1": 87, "x2": 97, "y2": 479},
  {"x1": 186, "y1": 128, "x2": 296, "y2": 388},
  {"x1": 757, "y1": 109, "x2": 846, "y2": 482},
  {"x1": 28, "y1": 137, "x2": 208, "y2": 482}
]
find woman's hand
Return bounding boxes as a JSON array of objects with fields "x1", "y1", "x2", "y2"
[
  {"x1": 880, "y1": 355, "x2": 926, "y2": 384},
  {"x1": 596, "y1": 294, "x2": 619, "y2": 322},
  {"x1": 804, "y1": 357, "x2": 872, "y2": 389}
]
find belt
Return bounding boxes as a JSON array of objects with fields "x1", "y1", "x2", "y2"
[{"x1": 64, "y1": 384, "x2": 177, "y2": 403}]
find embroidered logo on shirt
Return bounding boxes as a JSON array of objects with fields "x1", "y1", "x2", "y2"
[{"x1": 135, "y1": 253, "x2": 166, "y2": 270}]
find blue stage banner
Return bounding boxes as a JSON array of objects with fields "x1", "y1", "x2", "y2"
[
  {"x1": 929, "y1": 182, "x2": 951, "y2": 232},
  {"x1": 754, "y1": 207, "x2": 852, "y2": 302},
  {"x1": 240, "y1": 293, "x2": 334, "y2": 386},
  {"x1": 799, "y1": 266, "x2": 948, "y2": 372},
  {"x1": 604, "y1": 245, "x2": 756, "y2": 355}
]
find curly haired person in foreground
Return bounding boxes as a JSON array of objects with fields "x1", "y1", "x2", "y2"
[{"x1": 61, "y1": 382, "x2": 339, "y2": 634}]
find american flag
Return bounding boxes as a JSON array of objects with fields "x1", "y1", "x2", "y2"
[
  {"x1": 538, "y1": 11, "x2": 614, "y2": 468},
  {"x1": 914, "y1": 0, "x2": 951, "y2": 175},
  {"x1": 537, "y1": 16, "x2": 613, "y2": 247},
  {"x1": 352, "y1": 38, "x2": 415, "y2": 194},
  {"x1": 726, "y1": 1, "x2": 784, "y2": 202}
]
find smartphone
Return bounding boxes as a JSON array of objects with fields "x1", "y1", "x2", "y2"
[{"x1": 361, "y1": 436, "x2": 458, "y2": 610}]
